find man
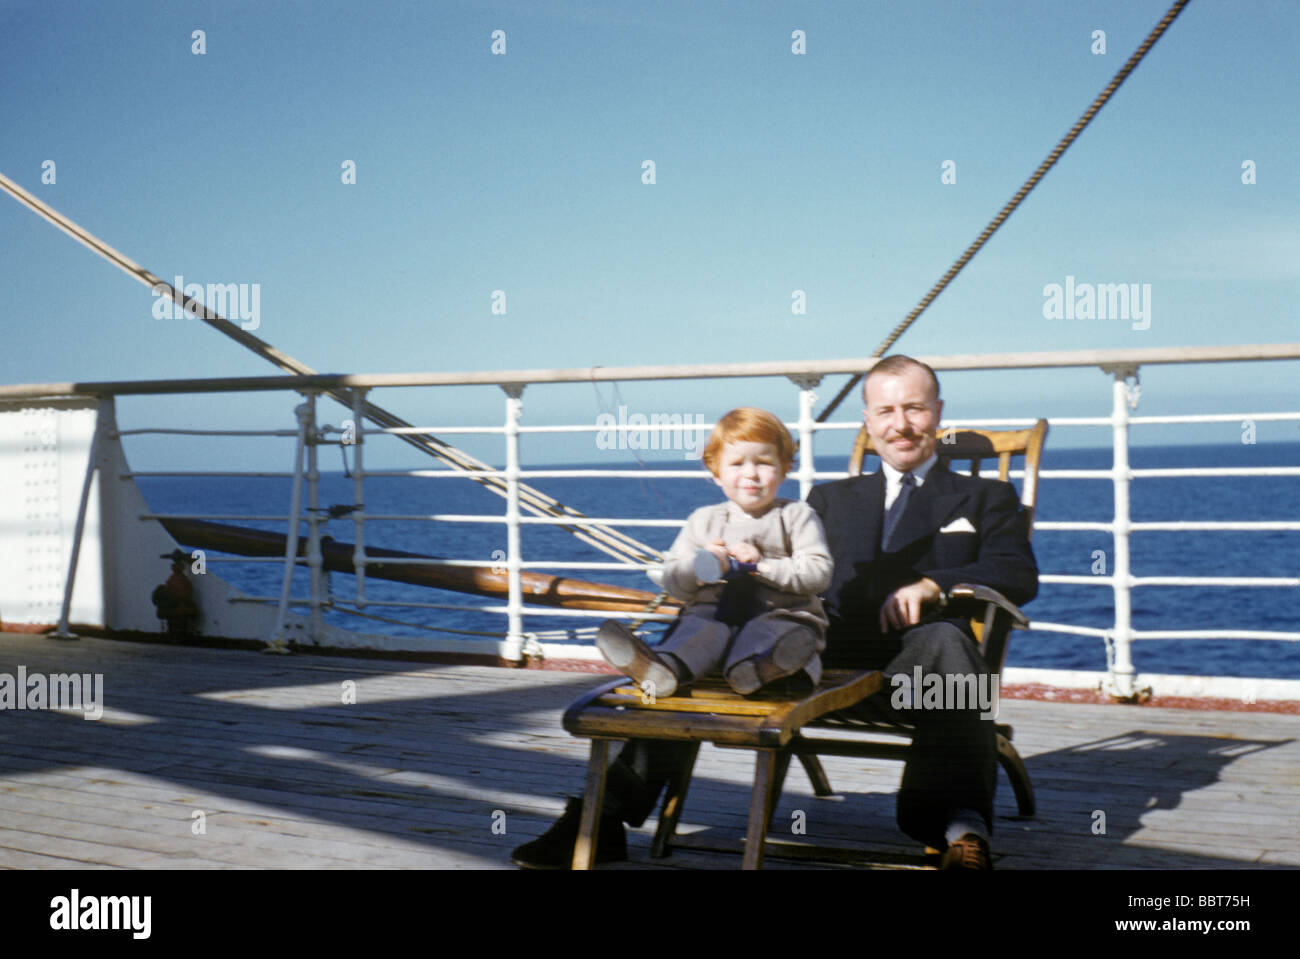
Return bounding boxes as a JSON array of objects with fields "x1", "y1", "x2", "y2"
[
  {"x1": 151, "y1": 549, "x2": 200, "y2": 634},
  {"x1": 512, "y1": 355, "x2": 1038, "y2": 870}
]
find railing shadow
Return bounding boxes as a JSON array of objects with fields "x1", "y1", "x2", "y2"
[{"x1": 0, "y1": 634, "x2": 1294, "y2": 869}]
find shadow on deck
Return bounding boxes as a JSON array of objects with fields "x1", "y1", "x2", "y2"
[{"x1": 0, "y1": 631, "x2": 1296, "y2": 869}]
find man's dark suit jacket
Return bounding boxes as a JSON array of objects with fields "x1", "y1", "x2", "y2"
[{"x1": 805, "y1": 458, "x2": 1038, "y2": 667}]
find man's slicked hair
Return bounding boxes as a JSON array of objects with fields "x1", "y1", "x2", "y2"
[{"x1": 863, "y1": 354, "x2": 941, "y2": 402}]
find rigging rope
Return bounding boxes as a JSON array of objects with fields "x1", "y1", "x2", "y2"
[
  {"x1": 0, "y1": 170, "x2": 663, "y2": 568},
  {"x1": 816, "y1": 0, "x2": 1192, "y2": 422},
  {"x1": 2, "y1": 0, "x2": 1192, "y2": 575}
]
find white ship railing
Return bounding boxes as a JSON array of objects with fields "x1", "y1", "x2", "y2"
[{"x1": 10, "y1": 342, "x2": 1300, "y2": 700}]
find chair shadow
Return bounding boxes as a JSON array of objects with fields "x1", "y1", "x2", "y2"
[
  {"x1": 1, "y1": 634, "x2": 1292, "y2": 870},
  {"x1": 620, "y1": 727, "x2": 1294, "y2": 869}
]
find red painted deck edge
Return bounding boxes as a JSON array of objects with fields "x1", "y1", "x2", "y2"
[
  {"x1": 8, "y1": 627, "x2": 1296, "y2": 714},
  {"x1": 534, "y1": 658, "x2": 1300, "y2": 714}
]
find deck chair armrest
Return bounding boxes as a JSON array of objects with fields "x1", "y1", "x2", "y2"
[{"x1": 946, "y1": 584, "x2": 1029, "y2": 629}]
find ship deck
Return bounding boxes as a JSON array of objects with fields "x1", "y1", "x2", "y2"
[{"x1": 1, "y1": 630, "x2": 1297, "y2": 871}]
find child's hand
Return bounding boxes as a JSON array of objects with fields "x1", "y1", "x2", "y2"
[
  {"x1": 705, "y1": 539, "x2": 731, "y2": 566},
  {"x1": 692, "y1": 541, "x2": 731, "y2": 583},
  {"x1": 728, "y1": 542, "x2": 761, "y2": 565}
]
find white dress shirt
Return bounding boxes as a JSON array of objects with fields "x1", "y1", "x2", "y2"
[{"x1": 881, "y1": 452, "x2": 939, "y2": 510}]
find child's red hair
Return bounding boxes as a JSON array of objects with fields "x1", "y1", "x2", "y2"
[{"x1": 701, "y1": 407, "x2": 797, "y2": 475}]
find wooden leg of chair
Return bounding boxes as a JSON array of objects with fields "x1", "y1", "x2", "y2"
[
  {"x1": 769, "y1": 746, "x2": 794, "y2": 821},
  {"x1": 996, "y1": 733, "x2": 1036, "y2": 818},
  {"x1": 572, "y1": 739, "x2": 610, "y2": 870},
  {"x1": 652, "y1": 742, "x2": 700, "y2": 858},
  {"x1": 743, "y1": 749, "x2": 781, "y2": 870},
  {"x1": 797, "y1": 751, "x2": 834, "y2": 797}
]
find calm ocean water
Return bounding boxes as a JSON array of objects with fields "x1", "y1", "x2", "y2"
[{"x1": 137, "y1": 443, "x2": 1300, "y2": 679}]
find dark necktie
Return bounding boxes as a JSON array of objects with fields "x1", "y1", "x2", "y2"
[{"x1": 882, "y1": 472, "x2": 916, "y2": 551}]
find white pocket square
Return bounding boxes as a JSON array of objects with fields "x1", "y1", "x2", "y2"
[{"x1": 939, "y1": 517, "x2": 976, "y2": 534}]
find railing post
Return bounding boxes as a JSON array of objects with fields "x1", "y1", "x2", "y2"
[
  {"x1": 267, "y1": 396, "x2": 312, "y2": 654},
  {"x1": 304, "y1": 392, "x2": 325, "y2": 644},
  {"x1": 501, "y1": 384, "x2": 526, "y2": 663},
  {"x1": 789, "y1": 374, "x2": 822, "y2": 501},
  {"x1": 351, "y1": 388, "x2": 368, "y2": 608},
  {"x1": 52, "y1": 398, "x2": 110, "y2": 640},
  {"x1": 1102, "y1": 364, "x2": 1141, "y2": 699}
]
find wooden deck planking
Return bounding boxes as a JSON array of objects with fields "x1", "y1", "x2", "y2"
[
  {"x1": 1, "y1": 631, "x2": 1297, "y2": 869},
  {"x1": 0, "y1": 778, "x2": 472, "y2": 868},
  {"x1": 0, "y1": 754, "x2": 536, "y2": 859},
  {"x1": 0, "y1": 767, "x2": 505, "y2": 870}
]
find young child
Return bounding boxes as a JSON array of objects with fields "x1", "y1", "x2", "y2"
[{"x1": 596, "y1": 407, "x2": 832, "y2": 696}]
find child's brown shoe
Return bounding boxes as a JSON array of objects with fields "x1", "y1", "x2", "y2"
[{"x1": 595, "y1": 621, "x2": 681, "y2": 699}]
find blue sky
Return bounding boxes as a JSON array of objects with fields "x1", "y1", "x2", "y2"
[{"x1": 1, "y1": 0, "x2": 1297, "y2": 468}]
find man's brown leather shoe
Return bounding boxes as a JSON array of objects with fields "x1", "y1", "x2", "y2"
[{"x1": 940, "y1": 833, "x2": 992, "y2": 870}]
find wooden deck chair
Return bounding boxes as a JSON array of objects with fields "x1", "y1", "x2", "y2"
[
  {"x1": 792, "y1": 419, "x2": 1048, "y2": 809},
  {"x1": 562, "y1": 419, "x2": 1047, "y2": 869}
]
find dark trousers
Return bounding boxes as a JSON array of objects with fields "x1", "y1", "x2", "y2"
[
  {"x1": 603, "y1": 619, "x2": 997, "y2": 850},
  {"x1": 658, "y1": 604, "x2": 825, "y2": 687}
]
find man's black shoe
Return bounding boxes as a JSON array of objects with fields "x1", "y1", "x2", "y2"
[{"x1": 510, "y1": 797, "x2": 628, "y2": 869}]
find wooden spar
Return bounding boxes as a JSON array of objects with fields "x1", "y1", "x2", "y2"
[
  {"x1": 159, "y1": 517, "x2": 680, "y2": 615},
  {"x1": 0, "y1": 170, "x2": 660, "y2": 568}
]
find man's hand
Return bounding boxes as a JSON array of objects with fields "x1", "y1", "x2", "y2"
[
  {"x1": 878, "y1": 578, "x2": 943, "y2": 633},
  {"x1": 728, "y1": 541, "x2": 761, "y2": 564}
]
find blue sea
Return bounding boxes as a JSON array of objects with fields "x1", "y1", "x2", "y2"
[{"x1": 137, "y1": 443, "x2": 1300, "y2": 680}]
